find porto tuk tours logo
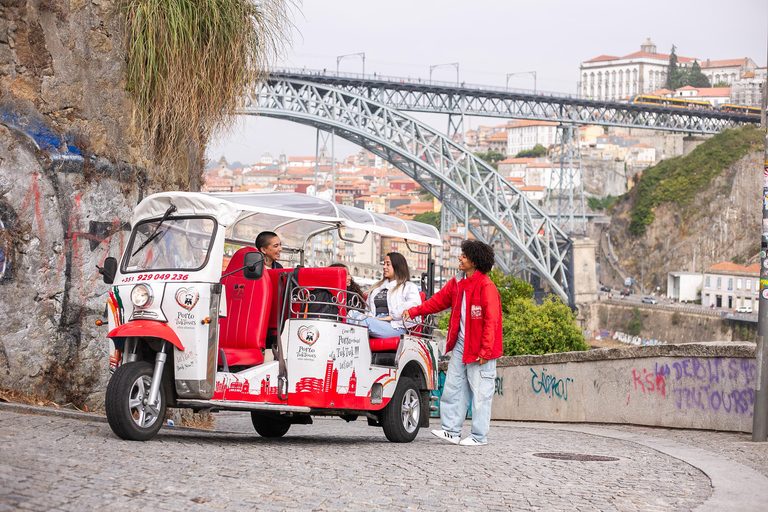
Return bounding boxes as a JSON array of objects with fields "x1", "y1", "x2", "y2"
[
  {"x1": 298, "y1": 325, "x2": 319, "y2": 346},
  {"x1": 176, "y1": 287, "x2": 199, "y2": 310}
]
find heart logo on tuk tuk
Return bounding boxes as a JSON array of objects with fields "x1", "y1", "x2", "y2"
[
  {"x1": 298, "y1": 325, "x2": 319, "y2": 345},
  {"x1": 176, "y1": 287, "x2": 199, "y2": 310}
]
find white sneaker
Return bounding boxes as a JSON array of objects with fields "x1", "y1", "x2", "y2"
[
  {"x1": 459, "y1": 436, "x2": 487, "y2": 446},
  {"x1": 431, "y1": 429, "x2": 460, "y2": 444}
]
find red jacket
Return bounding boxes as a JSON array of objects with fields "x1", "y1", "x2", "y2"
[{"x1": 408, "y1": 271, "x2": 503, "y2": 362}]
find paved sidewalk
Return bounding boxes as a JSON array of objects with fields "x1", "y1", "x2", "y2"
[{"x1": 1, "y1": 402, "x2": 768, "y2": 511}]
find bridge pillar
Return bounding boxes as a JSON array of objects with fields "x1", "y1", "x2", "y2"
[{"x1": 572, "y1": 237, "x2": 598, "y2": 304}]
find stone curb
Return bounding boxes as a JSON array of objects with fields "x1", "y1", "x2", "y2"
[
  {"x1": 0, "y1": 401, "x2": 218, "y2": 434},
  {"x1": 0, "y1": 401, "x2": 107, "y2": 423}
]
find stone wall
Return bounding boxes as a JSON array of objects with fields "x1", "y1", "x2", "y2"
[
  {"x1": 0, "y1": 126, "x2": 143, "y2": 406},
  {"x1": 0, "y1": 2, "x2": 145, "y2": 406},
  {"x1": 485, "y1": 343, "x2": 757, "y2": 432}
]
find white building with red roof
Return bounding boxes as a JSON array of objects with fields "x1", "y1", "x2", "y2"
[
  {"x1": 701, "y1": 261, "x2": 760, "y2": 310},
  {"x1": 700, "y1": 58, "x2": 757, "y2": 86},
  {"x1": 506, "y1": 120, "x2": 558, "y2": 157},
  {"x1": 673, "y1": 86, "x2": 731, "y2": 106},
  {"x1": 580, "y1": 38, "x2": 700, "y2": 101}
]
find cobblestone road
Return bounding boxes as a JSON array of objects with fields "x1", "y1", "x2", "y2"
[{"x1": 0, "y1": 408, "x2": 715, "y2": 511}]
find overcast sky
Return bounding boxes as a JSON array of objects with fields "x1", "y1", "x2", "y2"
[{"x1": 206, "y1": 0, "x2": 768, "y2": 166}]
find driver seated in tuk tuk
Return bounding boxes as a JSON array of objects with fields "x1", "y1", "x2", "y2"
[
  {"x1": 347, "y1": 252, "x2": 421, "y2": 338},
  {"x1": 256, "y1": 231, "x2": 284, "y2": 269}
]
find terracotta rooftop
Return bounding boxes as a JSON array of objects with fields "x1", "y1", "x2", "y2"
[
  {"x1": 701, "y1": 58, "x2": 748, "y2": 69},
  {"x1": 509, "y1": 120, "x2": 559, "y2": 128},
  {"x1": 499, "y1": 158, "x2": 535, "y2": 164},
  {"x1": 706, "y1": 261, "x2": 760, "y2": 275}
]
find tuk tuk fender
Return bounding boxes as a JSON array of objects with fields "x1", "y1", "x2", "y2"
[{"x1": 107, "y1": 320, "x2": 185, "y2": 351}]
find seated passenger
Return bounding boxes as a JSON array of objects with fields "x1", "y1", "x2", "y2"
[
  {"x1": 348, "y1": 252, "x2": 421, "y2": 338},
  {"x1": 329, "y1": 263, "x2": 365, "y2": 312},
  {"x1": 256, "y1": 231, "x2": 284, "y2": 269}
]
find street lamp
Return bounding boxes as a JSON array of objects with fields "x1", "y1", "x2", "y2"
[
  {"x1": 430, "y1": 62, "x2": 459, "y2": 86},
  {"x1": 336, "y1": 52, "x2": 365, "y2": 77},
  {"x1": 506, "y1": 71, "x2": 537, "y2": 93}
]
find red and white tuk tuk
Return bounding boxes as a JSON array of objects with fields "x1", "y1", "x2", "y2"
[{"x1": 98, "y1": 192, "x2": 440, "y2": 442}]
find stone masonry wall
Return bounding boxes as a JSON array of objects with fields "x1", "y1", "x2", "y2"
[{"x1": 0, "y1": 1, "x2": 146, "y2": 406}]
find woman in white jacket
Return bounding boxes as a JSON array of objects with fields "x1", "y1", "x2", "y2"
[{"x1": 348, "y1": 252, "x2": 422, "y2": 338}]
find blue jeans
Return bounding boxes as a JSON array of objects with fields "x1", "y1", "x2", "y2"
[
  {"x1": 440, "y1": 335, "x2": 497, "y2": 443},
  {"x1": 347, "y1": 310, "x2": 406, "y2": 338}
]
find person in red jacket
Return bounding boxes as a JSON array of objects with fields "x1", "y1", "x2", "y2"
[{"x1": 404, "y1": 239, "x2": 502, "y2": 446}]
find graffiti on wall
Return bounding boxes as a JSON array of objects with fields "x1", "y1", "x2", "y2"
[
  {"x1": 530, "y1": 367, "x2": 572, "y2": 401},
  {"x1": 584, "y1": 329, "x2": 666, "y2": 346},
  {"x1": 627, "y1": 358, "x2": 755, "y2": 416}
]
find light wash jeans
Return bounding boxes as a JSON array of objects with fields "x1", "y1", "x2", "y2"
[
  {"x1": 347, "y1": 310, "x2": 406, "y2": 338},
  {"x1": 440, "y1": 335, "x2": 497, "y2": 443}
]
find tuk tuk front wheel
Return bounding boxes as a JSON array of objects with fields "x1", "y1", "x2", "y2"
[
  {"x1": 381, "y1": 377, "x2": 420, "y2": 443},
  {"x1": 106, "y1": 361, "x2": 167, "y2": 441},
  {"x1": 251, "y1": 412, "x2": 291, "y2": 438}
]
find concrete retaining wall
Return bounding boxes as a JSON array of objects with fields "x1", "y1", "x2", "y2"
[{"x1": 444, "y1": 343, "x2": 758, "y2": 432}]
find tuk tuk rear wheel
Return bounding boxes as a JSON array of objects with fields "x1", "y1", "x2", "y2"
[
  {"x1": 106, "y1": 361, "x2": 167, "y2": 441},
  {"x1": 381, "y1": 377, "x2": 420, "y2": 443},
  {"x1": 251, "y1": 412, "x2": 291, "y2": 438}
]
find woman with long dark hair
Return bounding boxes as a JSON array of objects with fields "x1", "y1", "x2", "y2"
[
  {"x1": 329, "y1": 263, "x2": 365, "y2": 312},
  {"x1": 348, "y1": 252, "x2": 421, "y2": 338}
]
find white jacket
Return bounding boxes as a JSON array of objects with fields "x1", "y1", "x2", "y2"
[{"x1": 366, "y1": 280, "x2": 422, "y2": 329}]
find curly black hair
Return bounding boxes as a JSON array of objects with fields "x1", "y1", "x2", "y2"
[{"x1": 461, "y1": 239, "x2": 495, "y2": 274}]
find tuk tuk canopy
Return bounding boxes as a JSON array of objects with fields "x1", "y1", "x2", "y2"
[{"x1": 131, "y1": 192, "x2": 441, "y2": 249}]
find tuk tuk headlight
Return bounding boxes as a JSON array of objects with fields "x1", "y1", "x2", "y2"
[{"x1": 131, "y1": 284, "x2": 153, "y2": 309}]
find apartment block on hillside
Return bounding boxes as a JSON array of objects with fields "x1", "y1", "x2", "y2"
[{"x1": 701, "y1": 262, "x2": 760, "y2": 310}]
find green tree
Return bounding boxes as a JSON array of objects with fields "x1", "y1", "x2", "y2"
[
  {"x1": 683, "y1": 61, "x2": 711, "y2": 88},
  {"x1": 474, "y1": 150, "x2": 506, "y2": 170},
  {"x1": 515, "y1": 144, "x2": 547, "y2": 158},
  {"x1": 502, "y1": 296, "x2": 590, "y2": 356},
  {"x1": 713, "y1": 80, "x2": 729, "y2": 88},
  {"x1": 487, "y1": 270, "x2": 534, "y2": 313},
  {"x1": 412, "y1": 210, "x2": 440, "y2": 231},
  {"x1": 627, "y1": 307, "x2": 644, "y2": 336},
  {"x1": 666, "y1": 45, "x2": 683, "y2": 90}
]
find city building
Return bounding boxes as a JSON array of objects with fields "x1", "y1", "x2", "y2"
[
  {"x1": 673, "y1": 86, "x2": 730, "y2": 106},
  {"x1": 700, "y1": 58, "x2": 758, "y2": 86},
  {"x1": 666, "y1": 272, "x2": 702, "y2": 302},
  {"x1": 486, "y1": 131, "x2": 508, "y2": 155},
  {"x1": 701, "y1": 262, "x2": 760, "y2": 310},
  {"x1": 498, "y1": 157, "x2": 535, "y2": 178},
  {"x1": 730, "y1": 68, "x2": 768, "y2": 107},
  {"x1": 580, "y1": 38, "x2": 699, "y2": 101},
  {"x1": 506, "y1": 120, "x2": 558, "y2": 157}
]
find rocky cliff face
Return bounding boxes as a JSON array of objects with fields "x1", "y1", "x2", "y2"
[
  {"x1": 606, "y1": 150, "x2": 762, "y2": 294},
  {"x1": 0, "y1": 1, "x2": 146, "y2": 406}
]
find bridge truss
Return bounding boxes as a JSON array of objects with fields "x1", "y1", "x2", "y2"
[
  {"x1": 272, "y1": 70, "x2": 754, "y2": 134},
  {"x1": 242, "y1": 77, "x2": 575, "y2": 301}
]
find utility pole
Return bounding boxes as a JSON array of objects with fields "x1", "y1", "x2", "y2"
[{"x1": 753, "y1": 24, "x2": 768, "y2": 441}]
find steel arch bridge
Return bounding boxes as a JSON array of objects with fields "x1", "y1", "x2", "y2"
[
  {"x1": 271, "y1": 69, "x2": 755, "y2": 134},
  {"x1": 241, "y1": 77, "x2": 574, "y2": 301}
]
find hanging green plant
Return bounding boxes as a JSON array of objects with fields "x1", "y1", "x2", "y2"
[{"x1": 123, "y1": 0, "x2": 293, "y2": 189}]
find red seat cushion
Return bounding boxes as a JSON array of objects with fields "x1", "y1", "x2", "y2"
[
  {"x1": 370, "y1": 336, "x2": 400, "y2": 352},
  {"x1": 218, "y1": 248, "x2": 272, "y2": 366}
]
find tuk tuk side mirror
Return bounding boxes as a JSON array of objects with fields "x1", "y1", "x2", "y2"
[
  {"x1": 98, "y1": 257, "x2": 118, "y2": 285},
  {"x1": 243, "y1": 251, "x2": 265, "y2": 280}
]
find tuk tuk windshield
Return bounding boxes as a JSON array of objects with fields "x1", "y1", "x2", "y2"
[{"x1": 123, "y1": 217, "x2": 216, "y2": 273}]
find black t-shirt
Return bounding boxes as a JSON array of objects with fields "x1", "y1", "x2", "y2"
[
  {"x1": 272, "y1": 261, "x2": 283, "y2": 269},
  {"x1": 374, "y1": 288, "x2": 389, "y2": 316}
]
